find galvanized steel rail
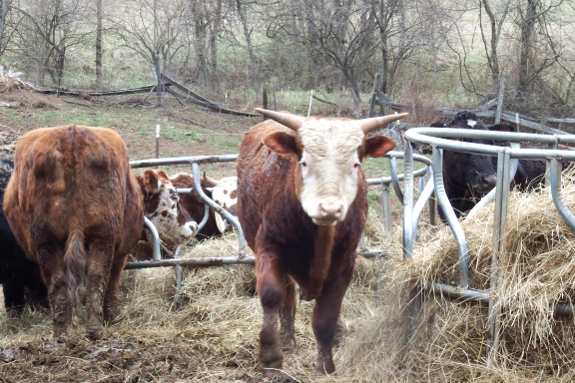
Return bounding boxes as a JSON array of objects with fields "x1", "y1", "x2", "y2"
[{"x1": 403, "y1": 127, "x2": 575, "y2": 363}]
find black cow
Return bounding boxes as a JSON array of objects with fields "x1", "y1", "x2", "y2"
[
  {"x1": 0, "y1": 158, "x2": 47, "y2": 310},
  {"x1": 435, "y1": 111, "x2": 570, "y2": 220}
]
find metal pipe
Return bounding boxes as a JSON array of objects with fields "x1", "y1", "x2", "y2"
[
  {"x1": 402, "y1": 143, "x2": 414, "y2": 258},
  {"x1": 412, "y1": 176, "x2": 435, "y2": 235},
  {"x1": 197, "y1": 204, "x2": 210, "y2": 232},
  {"x1": 432, "y1": 147, "x2": 469, "y2": 289},
  {"x1": 550, "y1": 158, "x2": 575, "y2": 232},
  {"x1": 124, "y1": 256, "x2": 256, "y2": 269},
  {"x1": 390, "y1": 157, "x2": 403, "y2": 204},
  {"x1": 130, "y1": 154, "x2": 238, "y2": 168},
  {"x1": 173, "y1": 245, "x2": 183, "y2": 303},
  {"x1": 423, "y1": 282, "x2": 575, "y2": 316},
  {"x1": 144, "y1": 217, "x2": 162, "y2": 261},
  {"x1": 427, "y1": 166, "x2": 436, "y2": 227},
  {"x1": 382, "y1": 181, "x2": 392, "y2": 232},
  {"x1": 190, "y1": 162, "x2": 247, "y2": 258}
]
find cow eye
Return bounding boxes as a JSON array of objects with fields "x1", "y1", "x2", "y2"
[
  {"x1": 169, "y1": 190, "x2": 179, "y2": 202},
  {"x1": 299, "y1": 160, "x2": 307, "y2": 168},
  {"x1": 354, "y1": 162, "x2": 361, "y2": 169}
]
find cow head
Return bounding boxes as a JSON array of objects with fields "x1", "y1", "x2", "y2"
[
  {"x1": 256, "y1": 109, "x2": 405, "y2": 226},
  {"x1": 439, "y1": 111, "x2": 514, "y2": 195},
  {"x1": 136, "y1": 169, "x2": 199, "y2": 247}
]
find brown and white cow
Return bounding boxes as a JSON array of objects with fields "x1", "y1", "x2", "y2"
[
  {"x1": 3, "y1": 125, "x2": 197, "y2": 339},
  {"x1": 237, "y1": 109, "x2": 406, "y2": 374},
  {"x1": 170, "y1": 172, "x2": 237, "y2": 239}
]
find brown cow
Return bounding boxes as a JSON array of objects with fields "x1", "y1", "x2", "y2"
[
  {"x1": 236, "y1": 109, "x2": 406, "y2": 374},
  {"x1": 3, "y1": 125, "x2": 196, "y2": 339}
]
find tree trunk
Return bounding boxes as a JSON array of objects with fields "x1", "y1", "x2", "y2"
[
  {"x1": 0, "y1": 0, "x2": 8, "y2": 56},
  {"x1": 517, "y1": 0, "x2": 539, "y2": 103},
  {"x1": 95, "y1": 0, "x2": 103, "y2": 87},
  {"x1": 236, "y1": 0, "x2": 259, "y2": 101}
]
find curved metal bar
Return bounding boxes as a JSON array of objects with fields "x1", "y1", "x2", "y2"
[
  {"x1": 466, "y1": 143, "x2": 520, "y2": 221},
  {"x1": 432, "y1": 147, "x2": 469, "y2": 289},
  {"x1": 197, "y1": 204, "x2": 210, "y2": 232},
  {"x1": 406, "y1": 128, "x2": 575, "y2": 161},
  {"x1": 427, "y1": 166, "x2": 436, "y2": 227},
  {"x1": 402, "y1": 143, "x2": 414, "y2": 258},
  {"x1": 144, "y1": 217, "x2": 162, "y2": 261},
  {"x1": 550, "y1": 158, "x2": 575, "y2": 232},
  {"x1": 412, "y1": 176, "x2": 435, "y2": 234},
  {"x1": 130, "y1": 154, "x2": 238, "y2": 168},
  {"x1": 190, "y1": 162, "x2": 247, "y2": 258},
  {"x1": 366, "y1": 164, "x2": 428, "y2": 185},
  {"x1": 390, "y1": 157, "x2": 403, "y2": 204}
]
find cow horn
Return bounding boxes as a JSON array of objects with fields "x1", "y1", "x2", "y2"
[
  {"x1": 357, "y1": 113, "x2": 409, "y2": 134},
  {"x1": 203, "y1": 173, "x2": 220, "y2": 186},
  {"x1": 255, "y1": 108, "x2": 306, "y2": 131}
]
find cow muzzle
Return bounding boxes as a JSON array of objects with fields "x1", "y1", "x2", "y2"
[
  {"x1": 473, "y1": 174, "x2": 497, "y2": 194},
  {"x1": 312, "y1": 201, "x2": 344, "y2": 226}
]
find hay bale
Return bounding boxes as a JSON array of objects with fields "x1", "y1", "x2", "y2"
[{"x1": 341, "y1": 169, "x2": 575, "y2": 381}]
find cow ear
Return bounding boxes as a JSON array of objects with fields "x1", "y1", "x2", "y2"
[
  {"x1": 156, "y1": 169, "x2": 169, "y2": 180},
  {"x1": 143, "y1": 169, "x2": 160, "y2": 192},
  {"x1": 488, "y1": 124, "x2": 515, "y2": 132},
  {"x1": 430, "y1": 122, "x2": 445, "y2": 127},
  {"x1": 365, "y1": 136, "x2": 396, "y2": 158},
  {"x1": 263, "y1": 131, "x2": 297, "y2": 155}
]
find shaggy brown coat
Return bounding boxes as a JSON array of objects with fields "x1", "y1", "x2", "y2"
[{"x1": 4, "y1": 125, "x2": 144, "y2": 339}]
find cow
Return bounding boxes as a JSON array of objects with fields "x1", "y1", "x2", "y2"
[
  {"x1": 3, "y1": 125, "x2": 198, "y2": 339},
  {"x1": 436, "y1": 111, "x2": 572, "y2": 220},
  {"x1": 0, "y1": 158, "x2": 47, "y2": 311},
  {"x1": 169, "y1": 173, "x2": 237, "y2": 239},
  {"x1": 236, "y1": 108, "x2": 406, "y2": 374}
]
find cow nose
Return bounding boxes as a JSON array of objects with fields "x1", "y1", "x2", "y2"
[
  {"x1": 319, "y1": 201, "x2": 343, "y2": 220},
  {"x1": 477, "y1": 174, "x2": 497, "y2": 192}
]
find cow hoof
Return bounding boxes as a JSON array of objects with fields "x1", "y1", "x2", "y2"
[
  {"x1": 258, "y1": 346, "x2": 283, "y2": 374},
  {"x1": 316, "y1": 357, "x2": 335, "y2": 374}
]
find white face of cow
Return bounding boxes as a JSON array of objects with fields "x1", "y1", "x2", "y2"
[
  {"x1": 138, "y1": 169, "x2": 199, "y2": 246},
  {"x1": 259, "y1": 110, "x2": 405, "y2": 226},
  {"x1": 297, "y1": 121, "x2": 364, "y2": 225}
]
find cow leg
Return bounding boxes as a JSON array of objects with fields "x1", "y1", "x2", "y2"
[
  {"x1": 46, "y1": 268, "x2": 73, "y2": 337},
  {"x1": 312, "y1": 267, "x2": 353, "y2": 374},
  {"x1": 256, "y1": 253, "x2": 287, "y2": 375},
  {"x1": 280, "y1": 277, "x2": 296, "y2": 352},
  {"x1": 103, "y1": 255, "x2": 128, "y2": 325},
  {"x1": 85, "y1": 245, "x2": 113, "y2": 340}
]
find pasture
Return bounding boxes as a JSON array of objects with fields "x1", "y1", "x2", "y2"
[{"x1": 1, "y1": 89, "x2": 575, "y2": 382}]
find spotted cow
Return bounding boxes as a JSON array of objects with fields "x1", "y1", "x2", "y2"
[
  {"x1": 237, "y1": 109, "x2": 405, "y2": 374},
  {"x1": 3, "y1": 125, "x2": 198, "y2": 338}
]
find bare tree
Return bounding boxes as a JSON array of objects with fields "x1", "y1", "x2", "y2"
[
  {"x1": 108, "y1": 0, "x2": 189, "y2": 68},
  {"x1": 10, "y1": 0, "x2": 91, "y2": 86},
  {"x1": 478, "y1": 0, "x2": 512, "y2": 87}
]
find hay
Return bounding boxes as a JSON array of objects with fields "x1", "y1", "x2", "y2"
[
  {"x1": 0, "y1": 212, "x2": 396, "y2": 382},
  {"x1": 341, "y1": 169, "x2": 575, "y2": 381}
]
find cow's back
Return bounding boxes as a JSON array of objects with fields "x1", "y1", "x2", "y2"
[{"x1": 5, "y1": 125, "x2": 142, "y2": 259}]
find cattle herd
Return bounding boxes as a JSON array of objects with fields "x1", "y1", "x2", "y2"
[{"x1": 0, "y1": 109, "x2": 567, "y2": 375}]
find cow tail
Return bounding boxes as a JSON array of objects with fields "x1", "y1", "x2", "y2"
[{"x1": 64, "y1": 229, "x2": 87, "y2": 308}]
